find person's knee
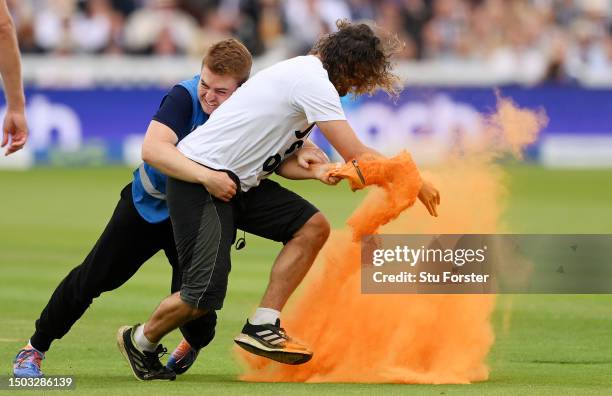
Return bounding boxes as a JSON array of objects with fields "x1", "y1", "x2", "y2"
[
  {"x1": 298, "y1": 212, "x2": 330, "y2": 247},
  {"x1": 175, "y1": 293, "x2": 208, "y2": 320},
  {"x1": 186, "y1": 306, "x2": 206, "y2": 321},
  {"x1": 181, "y1": 303, "x2": 207, "y2": 321}
]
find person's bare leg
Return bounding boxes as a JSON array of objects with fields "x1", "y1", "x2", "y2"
[
  {"x1": 143, "y1": 292, "x2": 205, "y2": 343},
  {"x1": 234, "y1": 213, "x2": 330, "y2": 364},
  {"x1": 259, "y1": 212, "x2": 330, "y2": 310}
]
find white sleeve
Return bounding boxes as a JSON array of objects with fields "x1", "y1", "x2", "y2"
[{"x1": 292, "y1": 76, "x2": 346, "y2": 123}]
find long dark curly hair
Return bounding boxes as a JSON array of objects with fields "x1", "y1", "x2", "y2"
[{"x1": 310, "y1": 19, "x2": 403, "y2": 97}]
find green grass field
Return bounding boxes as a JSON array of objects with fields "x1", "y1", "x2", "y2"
[{"x1": 1, "y1": 166, "x2": 611, "y2": 395}]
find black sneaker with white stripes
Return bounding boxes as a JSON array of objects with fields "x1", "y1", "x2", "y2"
[
  {"x1": 234, "y1": 319, "x2": 313, "y2": 365},
  {"x1": 116, "y1": 325, "x2": 176, "y2": 381}
]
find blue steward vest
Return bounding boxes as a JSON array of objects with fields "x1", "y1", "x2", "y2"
[{"x1": 131, "y1": 75, "x2": 208, "y2": 223}]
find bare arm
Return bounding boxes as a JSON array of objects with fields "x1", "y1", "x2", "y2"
[
  {"x1": 317, "y1": 119, "x2": 440, "y2": 216},
  {"x1": 142, "y1": 120, "x2": 237, "y2": 201},
  {"x1": 277, "y1": 137, "x2": 336, "y2": 182},
  {"x1": 292, "y1": 138, "x2": 330, "y2": 169},
  {"x1": 0, "y1": 0, "x2": 28, "y2": 155},
  {"x1": 303, "y1": 139, "x2": 318, "y2": 149},
  {"x1": 277, "y1": 155, "x2": 340, "y2": 184},
  {"x1": 315, "y1": 120, "x2": 383, "y2": 161},
  {"x1": 0, "y1": 1, "x2": 24, "y2": 111}
]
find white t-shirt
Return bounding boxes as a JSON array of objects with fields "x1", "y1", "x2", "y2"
[{"x1": 177, "y1": 55, "x2": 346, "y2": 191}]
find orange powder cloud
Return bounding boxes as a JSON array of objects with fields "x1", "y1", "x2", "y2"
[{"x1": 237, "y1": 96, "x2": 547, "y2": 383}]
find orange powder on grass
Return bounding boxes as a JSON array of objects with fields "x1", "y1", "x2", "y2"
[{"x1": 237, "y1": 97, "x2": 547, "y2": 383}]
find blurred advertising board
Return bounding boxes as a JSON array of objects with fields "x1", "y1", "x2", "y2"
[{"x1": 1, "y1": 85, "x2": 611, "y2": 168}]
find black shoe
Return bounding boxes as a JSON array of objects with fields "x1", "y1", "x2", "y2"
[
  {"x1": 116, "y1": 325, "x2": 176, "y2": 381},
  {"x1": 234, "y1": 319, "x2": 313, "y2": 365}
]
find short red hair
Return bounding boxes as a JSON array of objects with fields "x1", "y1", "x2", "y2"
[{"x1": 202, "y1": 39, "x2": 253, "y2": 84}]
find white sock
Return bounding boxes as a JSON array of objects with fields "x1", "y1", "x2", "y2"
[
  {"x1": 133, "y1": 324, "x2": 157, "y2": 352},
  {"x1": 249, "y1": 307, "x2": 280, "y2": 325}
]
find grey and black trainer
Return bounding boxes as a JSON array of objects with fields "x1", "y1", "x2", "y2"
[
  {"x1": 116, "y1": 325, "x2": 176, "y2": 381},
  {"x1": 234, "y1": 319, "x2": 313, "y2": 365}
]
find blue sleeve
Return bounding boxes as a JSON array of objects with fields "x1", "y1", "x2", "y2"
[{"x1": 152, "y1": 85, "x2": 193, "y2": 141}]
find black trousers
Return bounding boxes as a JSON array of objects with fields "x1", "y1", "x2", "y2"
[
  {"x1": 167, "y1": 176, "x2": 319, "y2": 311},
  {"x1": 30, "y1": 183, "x2": 217, "y2": 352}
]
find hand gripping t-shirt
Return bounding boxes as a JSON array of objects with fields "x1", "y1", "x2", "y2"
[{"x1": 177, "y1": 55, "x2": 346, "y2": 191}]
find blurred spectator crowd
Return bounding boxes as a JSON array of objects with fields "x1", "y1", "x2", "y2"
[{"x1": 7, "y1": 0, "x2": 612, "y2": 82}]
